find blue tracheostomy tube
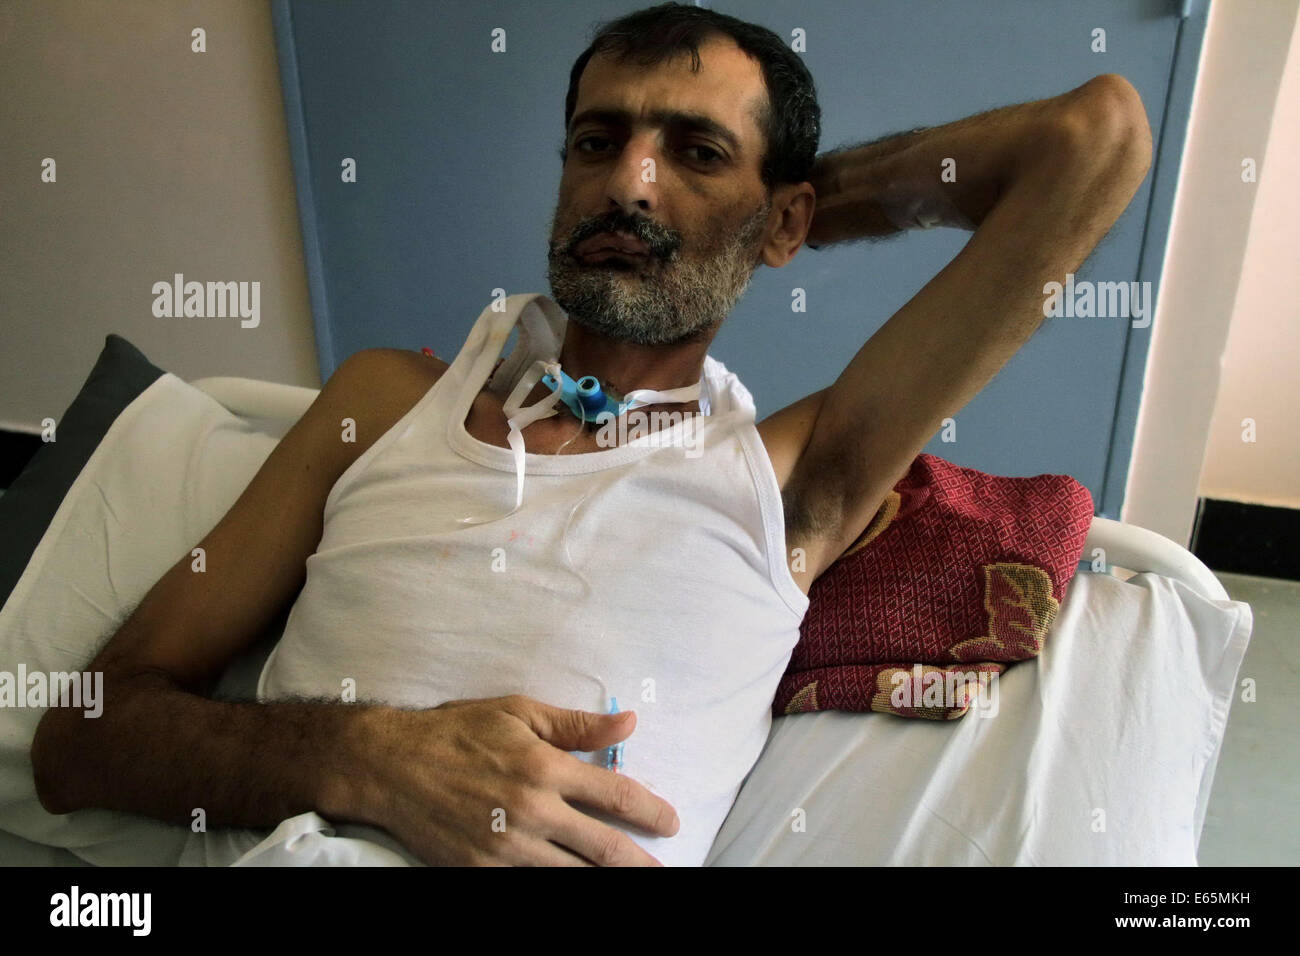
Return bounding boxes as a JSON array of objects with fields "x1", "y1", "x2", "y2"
[
  {"x1": 542, "y1": 367, "x2": 641, "y2": 421},
  {"x1": 575, "y1": 376, "x2": 607, "y2": 416}
]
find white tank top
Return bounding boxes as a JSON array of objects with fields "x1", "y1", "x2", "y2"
[{"x1": 258, "y1": 292, "x2": 810, "y2": 866}]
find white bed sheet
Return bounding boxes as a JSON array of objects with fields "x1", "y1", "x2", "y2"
[
  {"x1": 0, "y1": 374, "x2": 1253, "y2": 866},
  {"x1": 221, "y1": 564, "x2": 1251, "y2": 867},
  {"x1": 705, "y1": 567, "x2": 1252, "y2": 865}
]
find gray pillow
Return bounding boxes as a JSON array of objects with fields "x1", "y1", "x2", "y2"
[{"x1": 0, "y1": 335, "x2": 163, "y2": 613}]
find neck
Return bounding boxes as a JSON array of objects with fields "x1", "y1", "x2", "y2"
[{"x1": 523, "y1": 314, "x2": 716, "y2": 417}]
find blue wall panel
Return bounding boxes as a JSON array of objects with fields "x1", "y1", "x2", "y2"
[{"x1": 272, "y1": 0, "x2": 1206, "y2": 518}]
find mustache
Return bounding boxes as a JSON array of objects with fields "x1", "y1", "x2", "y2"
[{"x1": 563, "y1": 211, "x2": 683, "y2": 261}]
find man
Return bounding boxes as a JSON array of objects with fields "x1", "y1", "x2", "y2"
[{"x1": 31, "y1": 3, "x2": 1151, "y2": 865}]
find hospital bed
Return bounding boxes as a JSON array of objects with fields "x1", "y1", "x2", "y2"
[{"x1": 0, "y1": 375, "x2": 1252, "y2": 866}]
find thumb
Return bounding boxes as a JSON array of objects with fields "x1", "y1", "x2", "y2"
[{"x1": 515, "y1": 698, "x2": 636, "y2": 752}]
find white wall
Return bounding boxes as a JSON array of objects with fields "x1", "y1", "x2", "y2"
[
  {"x1": 1123, "y1": 0, "x2": 1300, "y2": 541},
  {"x1": 1196, "y1": 7, "x2": 1300, "y2": 511},
  {"x1": 0, "y1": 0, "x2": 319, "y2": 434}
]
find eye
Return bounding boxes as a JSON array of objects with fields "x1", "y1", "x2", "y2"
[
  {"x1": 682, "y1": 143, "x2": 723, "y2": 165},
  {"x1": 575, "y1": 135, "x2": 614, "y2": 155}
]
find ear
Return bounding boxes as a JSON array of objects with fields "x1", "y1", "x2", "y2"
[{"x1": 760, "y1": 181, "x2": 816, "y2": 268}]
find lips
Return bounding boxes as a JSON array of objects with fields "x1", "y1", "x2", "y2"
[{"x1": 576, "y1": 231, "x2": 650, "y2": 258}]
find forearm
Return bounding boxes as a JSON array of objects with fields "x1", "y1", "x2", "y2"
[
  {"x1": 31, "y1": 670, "x2": 387, "y2": 828},
  {"x1": 805, "y1": 76, "x2": 1108, "y2": 246}
]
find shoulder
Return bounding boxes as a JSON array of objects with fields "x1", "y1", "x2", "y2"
[
  {"x1": 321, "y1": 347, "x2": 451, "y2": 446},
  {"x1": 333, "y1": 346, "x2": 449, "y2": 382},
  {"x1": 330, "y1": 346, "x2": 448, "y2": 399}
]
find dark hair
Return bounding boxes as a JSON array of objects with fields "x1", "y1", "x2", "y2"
[{"x1": 563, "y1": 2, "x2": 820, "y2": 189}]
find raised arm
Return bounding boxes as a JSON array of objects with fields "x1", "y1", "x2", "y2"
[{"x1": 768, "y1": 74, "x2": 1153, "y2": 586}]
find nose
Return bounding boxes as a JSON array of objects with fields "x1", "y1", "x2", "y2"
[{"x1": 604, "y1": 132, "x2": 660, "y2": 216}]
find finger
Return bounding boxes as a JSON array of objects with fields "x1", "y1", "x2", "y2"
[
  {"x1": 559, "y1": 757, "x2": 679, "y2": 838},
  {"x1": 506, "y1": 696, "x2": 636, "y2": 752},
  {"x1": 538, "y1": 840, "x2": 595, "y2": 867},
  {"x1": 492, "y1": 833, "x2": 595, "y2": 867},
  {"x1": 546, "y1": 804, "x2": 664, "y2": 867}
]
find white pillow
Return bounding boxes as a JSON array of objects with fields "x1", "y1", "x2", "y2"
[
  {"x1": 0, "y1": 373, "x2": 282, "y2": 865},
  {"x1": 705, "y1": 568, "x2": 1253, "y2": 865}
]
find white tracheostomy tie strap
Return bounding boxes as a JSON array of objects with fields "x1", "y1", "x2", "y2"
[{"x1": 457, "y1": 357, "x2": 702, "y2": 525}]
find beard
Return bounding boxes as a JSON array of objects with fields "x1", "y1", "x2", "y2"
[{"x1": 546, "y1": 198, "x2": 770, "y2": 346}]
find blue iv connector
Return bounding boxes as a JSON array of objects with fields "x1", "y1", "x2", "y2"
[
  {"x1": 543, "y1": 367, "x2": 624, "y2": 420},
  {"x1": 604, "y1": 697, "x2": 625, "y2": 773}
]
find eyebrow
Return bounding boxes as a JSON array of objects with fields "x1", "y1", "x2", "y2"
[{"x1": 568, "y1": 107, "x2": 744, "y2": 155}]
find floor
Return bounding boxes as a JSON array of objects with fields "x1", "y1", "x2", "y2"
[{"x1": 1196, "y1": 571, "x2": 1300, "y2": 866}]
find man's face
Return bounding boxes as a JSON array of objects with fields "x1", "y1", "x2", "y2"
[{"x1": 547, "y1": 36, "x2": 774, "y2": 346}]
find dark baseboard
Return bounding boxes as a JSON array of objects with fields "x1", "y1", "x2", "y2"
[
  {"x1": 0, "y1": 428, "x2": 42, "y2": 490},
  {"x1": 1191, "y1": 497, "x2": 1299, "y2": 582}
]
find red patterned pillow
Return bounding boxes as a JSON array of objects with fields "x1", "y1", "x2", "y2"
[{"x1": 774, "y1": 453, "x2": 1094, "y2": 719}]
